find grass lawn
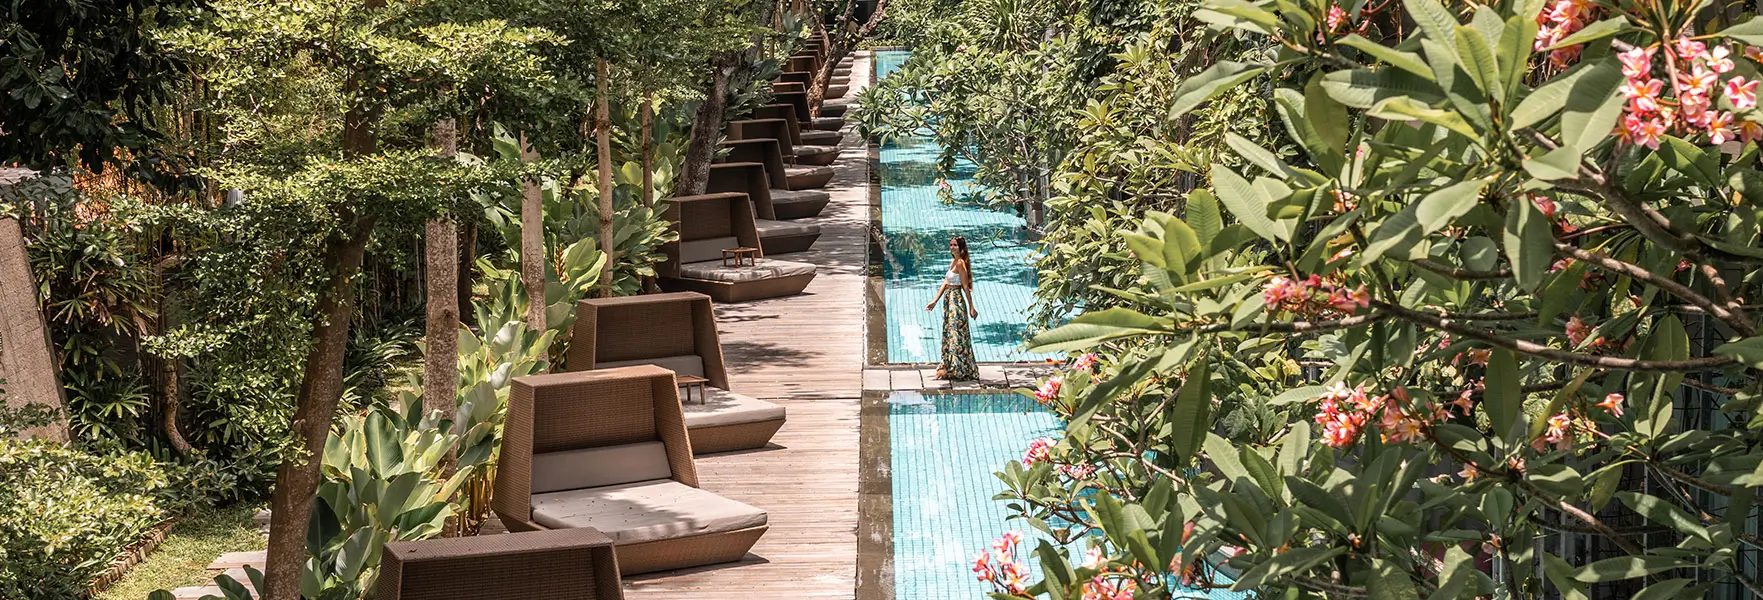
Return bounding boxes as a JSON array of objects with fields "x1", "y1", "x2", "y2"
[{"x1": 97, "y1": 505, "x2": 265, "y2": 600}]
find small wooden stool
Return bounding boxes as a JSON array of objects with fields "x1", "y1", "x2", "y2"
[
  {"x1": 676, "y1": 375, "x2": 710, "y2": 404},
  {"x1": 721, "y1": 247, "x2": 758, "y2": 267}
]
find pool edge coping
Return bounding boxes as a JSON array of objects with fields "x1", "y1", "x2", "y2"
[{"x1": 856, "y1": 389, "x2": 894, "y2": 600}]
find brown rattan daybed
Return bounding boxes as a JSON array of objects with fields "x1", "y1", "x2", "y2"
[
  {"x1": 719, "y1": 138, "x2": 834, "y2": 190},
  {"x1": 728, "y1": 117, "x2": 840, "y2": 166},
  {"x1": 378, "y1": 528, "x2": 623, "y2": 599},
  {"x1": 658, "y1": 192, "x2": 816, "y2": 301},
  {"x1": 757, "y1": 103, "x2": 842, "y2": 146},
  {"x1": 771, "y1": 91, "x2": 846, "y2": 134},
  {"x1": 709, "y1": 161, "x2": 829, "y2": 230},
  {"x1": 493, "y1": 366, "x2": 769, "y2": 575},
  {"x1": 565, "y1": 292, "x2": 787, "y2": 454}
]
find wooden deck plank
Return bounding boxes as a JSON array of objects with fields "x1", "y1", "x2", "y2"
[{"x1": 621, "y1": 53, "x2": 876, "y2": 598}]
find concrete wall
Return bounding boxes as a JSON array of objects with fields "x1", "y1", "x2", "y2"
[{"x1": 0, "y1": 216, "x2": 69, "y2": 442}]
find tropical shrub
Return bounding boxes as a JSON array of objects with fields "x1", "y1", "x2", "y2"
[
  {"x1": 0, "y1": 440, "x2": 169, "y2": 599},
  {"x1": 988, "y1": 1, "x2": 1763, "y2": 599}
]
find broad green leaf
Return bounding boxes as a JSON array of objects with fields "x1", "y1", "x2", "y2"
[
  {"x1": 1714, "y1": 336, "x2": 1763, "y2": 369},
  {"x1": 1169, "y1": 361, "x2": 1212, "y2": 466},
  {"x1": 1194, "y1": 0, "x2": 1282, "y2": 34},
  {"x1": 1362, "y1": 203, "x2": 1422, "y2": 262},
  {"x1": 1559, "y1": 55, "x2": 1626, "y2": 154},
  {"x1": 1027, "y1": 308, "x2": 1166, "y2": 352},
  {"x1": 1573, "y1": 556, "x2": 1690, "y2": 582},
  {"x1": 1337, "y1": 35, "x2": 1432, "y2": 78},
  {"x1": 1454, "y1": 25, "x2": 1502, "y2": 100},
  {"x1": 1462, "y1": 236, "x2": 1499, "y2": 271},
  {"x1": 1485, "y1": 350, "x2": 1523, "y2": 446},
  {"x1": 1123, "y1": 233, "x2": 1168, "y2": 269},
  {"x1": 1617, "y1": 491, "x2": 1710, "y2": 541},
  {"x1": 1169, "y1": 61, "x2": 1266, "y2": 119},
  {"x1": 1718, "y1": 17, "x2": 1763, "y2": 45},
  {"x1": 1547, "y1": 17, "x2": 1630, "y2": 50},
  {"x1": 1164, "y1": 218, "x2": 1202, "y2": 276},
  {"x1": 1367, "y1": 96, "x2": 1479, "y2": 139},
  {"x1": 1523, "y1": 146, "x2": 1583, "y2": 180},
  {"x1": 1268, "y1": 385, "x2": 1326, "y2": 406},
  {"x1": 1230, "y1": 547, "x2": 1345, "y2": 590},
  {"x1": 1305, "y1": 75, "x2": 1351, "y2": 174},
  {"x1": 1416, "y1": 178, "x2": 1488, "y2": 233},
  {"x1": 1509, "y1": 58, "x2": 1592, "y2": 129},
  {"x1": 1659, "y1": 135, "x2": 1722, "y2": 186},
  {"x1": 1497, "y1": 15, "x2": 1539, "y2": 103},
  {"x1": 1368, "y1": 557, "x2": 1422, "y2": 600},
  {"x1": 1187, "y1": 189, "x2": 1224, "y2": 247},
  {"x1": 1322, "y1": 68, "x2": 1447, "y2": 109},
  {"x1": 1206, "y1": 433, "x2": 1249, "y2": 483},
  {"x1": 1502, "y1": 192, "x2": 1554, "y2": 290},
  {"x1": 1287, "y1": 475, "x2": 1353, "y2": 526},
  {"x1": 1632, "y1": 579, "x2": 1697, "y2": 600},
  {"x1": 1226, "y1": 132, "x2": 1301, "y2": 179},
  {"x1": 1211, "y1": 164, "x2": 1286, "y2": 242},
  {"x1": 1407, "y1": 0, "x2": 1460, "y2": 46}
]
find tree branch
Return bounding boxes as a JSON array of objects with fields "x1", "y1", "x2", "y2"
[
  {"x1": 1411, "y1": 258, "x2": 1511, "y2": 280},
  {"x1": 1378, "y1": 302, "x2": 1738, "y2": 373},
  {"x1": 1556, "y1": 241, "x2": 1756, "y2": 336}
]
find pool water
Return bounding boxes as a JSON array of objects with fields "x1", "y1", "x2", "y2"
[
  {"x1": 875, "y1": 50, "x2": 1050, "y2": 364},
  {"x1": 886, "y1": 392, "x2": 1251, "y2": 599}
]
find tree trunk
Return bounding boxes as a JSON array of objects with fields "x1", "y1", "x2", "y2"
[
  {"x1": 518, "y1": 133, "x2": 547, "y2": 338},
  {"x1": 676, "y1": 54, "x2": 738, "y2": 197},
  {"x1": 425, "y1": 119, "x2": 460, "y2": 421},
  {"x1": 640, "y1": 91, "x2": 655, "y2": 207},
  {"x1": 595, "y1": 58, "x2": 616, "y2": 297},
  {"x1": 155, "y1": 255, "x2": 192, "y2": 456},
  {"x1": 261, "y1": 213, "x2": 378, "y2": 600}
]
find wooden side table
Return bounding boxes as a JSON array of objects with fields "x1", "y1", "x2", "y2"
[
  {"x1": 676, "y1": 375, "x2": 710, "y2": 405},
  {"x1": 721, "y1": 247, "x2": 758, "y2": 267}
]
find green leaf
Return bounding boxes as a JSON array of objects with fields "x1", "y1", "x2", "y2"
[
  {"x1": 1323, "y1": 68, "x2": 1447, "y2": 109},
  {"x1": 1632, "y1": 579, "x2": 1697, "y2": 600},
  {"x1": 1169, "y1": 62, "x2": 1266, "y2": 119},
  {"x1": 1416, "y1": 178, "x2": 1488, "y2": 233},
  {"x1": 1230, "y1": 547, "x2": 1345, "y2": 590},
  {"x1": 1211, "y1": 164, "x2": 1286, "y2": 242},
  {"x1": 1188, "y1": 189, "x2": 1223, "y2": 248},
  {"x1": 1558, "y1": 55, "x2": 1626, "y2": 154},
  {"x1": 1362, "y1": 204, "x2": 1422, "y2": 262},
  {"x1": 1718, "y1": 16, "x2": 1763, "y2": 45},
  {"x1": 1169, "y1": 361, "x2": 1212, "y2": 466},
  {"x1": 1502, "y1": 191, "x2": 1554, "y2": 290},
  {"x1": 1287, "y1": 476, "x2": 1353, "y2": 526},
  {"x1": 1206, "y1": 433, "x2": 1250, "y2": 483},
  {"x1": 1659, "y1": 135, "x2": 1722, "y2": 186},
  {"x1": 1368, "y1": 557, "x2": 1422, "y2": 600},
  {"x1": 1164, "y1": 219, "x2": 1202, "y2": 276},
  {"x1": 1454, "y1": 25, "x2": 1502, "y2": 100},
  {"x1": 1523, "y1": 146, "x2": 1583, "y2": 180},
  {"x1": 1407, "y1": 0, "x2": 1460, "y2": 46},
  {"x1": 1546, "y1": 17, "x2": 1630, "y2": 50},
  {"x1": 1194, "y1": 0, "x2": 1282, "y2": 34},
  {"x1": 1027, "y1": 308, "x2": 1165, "y2": 352},
  {"x1": 1337, "y1": 35, "x2": 1432, "y2": 78},
  {"x1": 1497, "y1": 15, "x2": 1539, "y2": 103},
  {"x1": 1367, "y1": 96, "x2": 1479, "y2": 139},
  {"x1": 1617, "y1": 491, "x2": 1710, "y2": 541},
  {"x1": 1573, "y1": 556, "x2": 1690, "y2": 582},
  {"x1": 1305, "y1": 75, "x2": 1351, "y2": 174},
  {"x1": 1462, "y1": 236, "x2": 1499, "y2": 271},
  {"x1": 1268, "y1": 385, "x2": 1326, "y2": 406},
  {"x1": 1485, "y1": 350, "x2": 1523, "y2": 446},
  {"x1": 1509, "y1": 58, "x2": 1592, "y2": 129},
  {"x1": 1714, "y1": 337, "x2": 1763, "y2": 369}
]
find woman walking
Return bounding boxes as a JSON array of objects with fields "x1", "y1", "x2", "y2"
[{"x1": 925, "y1": 236, "x2": 979, "y2": 380}]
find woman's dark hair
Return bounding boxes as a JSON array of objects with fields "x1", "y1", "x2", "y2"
[{"x1": 951, "y1": 236, "x2": 971, "y2": 264}]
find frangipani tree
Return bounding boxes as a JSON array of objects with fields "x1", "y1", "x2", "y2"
[{"x1": 987, "y1": 1, "x2": 1763, "y2": 598}]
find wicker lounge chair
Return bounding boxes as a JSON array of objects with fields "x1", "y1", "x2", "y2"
[
  {"x1": 378, "y1": 528, "x2": 623, "y2": 600},
  {"x1": 720, "y1": 138, "x2": 834, "y2": 190},
  {"x1": 756, "y1": 103, "x2": 842, "y2": 146},
  {"x1": 729, "y1": 117, "x2": 840, "y2": 166},
  {"x1": 565, "y1": 292, "x2": 787, "y2": 454},
  {"x1": 771, "y1": 92, "x2": 846, "y2": 134},
  {"x1": 709, "y1": 161, "x2": 829, "y2": 224},
  {"x1": 779, "y1": 70, "x2": 850, "y2": 88},
  {"x1": 658, "y1": 192, "x2": 816, "y2": 301},
  {"x1": 493, "y1": 366, "x2": 769, "y2": 575}
]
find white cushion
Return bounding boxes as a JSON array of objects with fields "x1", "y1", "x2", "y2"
[
  {"x1": 677, "y1": 259, "x2": 816, "y2": 283},
  {"x1": 597, "y1": 355, "x2": 706, "y2": 379},
  {"x1": 680, "y1": 236, "x2": 742, "y2": 264},
  {"x1": 531, "y1": 441, "x2": 672, "y2": 493},
  {"x1": 800, "y1": 130, "x2": 841, "y2": 145},
  {"x1": 754, "y1": 219, "x2": 820, "y2": 237},
  {"x1": 531, "y1": 479, "x2": 769, "y2": 544},
  {"x1": 797, "y1": 145, "x2": 839, "y2": 158},
  {"x1": 770, "y1": 188, "x2": 829, "y2": 206},
  {"x1": 683, "y1": 389, "x2": 787, "y2": 428}
]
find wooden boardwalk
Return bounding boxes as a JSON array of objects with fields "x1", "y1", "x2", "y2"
[{"x1": 620, "y1": 53, "x2": 875, "y2": 599}]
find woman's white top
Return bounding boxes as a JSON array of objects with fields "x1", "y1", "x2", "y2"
[{"x1": 943, "y1": 263, "x2": 963, "y2": 286}]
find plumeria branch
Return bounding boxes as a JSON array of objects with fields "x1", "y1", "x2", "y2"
[
  {"x1": 1410, "y1": 258, "x2": 1511, "y2": 280},
  {"x1": 1555, "y1": 241, "x2": 1756, "y2": 336},
  {"x1": 1377, "y1": 302, "x2": 1738, "y2": 372}
]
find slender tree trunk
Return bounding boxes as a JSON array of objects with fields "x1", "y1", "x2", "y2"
[
  {"x1": 424, "y1": 119, "x2": 460, "y2": 420},
  {"x1": 262, "y1": 213, "x2": 377, "y2": 600},
  {"x1": 676, "y1": 55, "x2": 736, "y2": 197},
  {"x1": 640, "y1": 91, "x2": 655, "y2": 207},
  {"x1": 518, "y1": 133, "x2": 547, "y2": 338},
  {"x1": 807, "y1": 0, "x2": 890, "y2": 117},
  {"x1": 155, "y1": 255, "x2": 191, "y2": 456},
  {"x1": 595, "y1": 58, "x2": 616, "y2": 297}
]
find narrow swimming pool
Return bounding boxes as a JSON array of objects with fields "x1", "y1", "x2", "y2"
[{"x1": 874, "y1": 50, "x2": 1049, "y2": 365}]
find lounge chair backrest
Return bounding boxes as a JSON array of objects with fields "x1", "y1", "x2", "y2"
[
  {"x1": 727, "y1": 119, "x2": 797, "y2": 157},
  {"x1": 378, "y1": 528, "x2": 622, "y2": 600},
  {"x1": 752, "y1": 105, "x2": 804, "y2": 145},
  {"x1": 772, "y1": 82, "x2": 805, "y2": 95},
  {"x1": 657, "y1": 193, "x2": 762, "y2": 279},
  {"x1": 788, "y1": 55, "x2": 818, "y2": 73},
  {"x1": 707, "y1": 163, "x2": 777, "y2": 220},
  {"x1": 532, "y1": 441, "x2": 672, "y2": 493},
  {"x1": 567, "y1": 292, "x2": 732, "y2": 390},
  {"x1": 778, "y1": 71, "x2": 812, "y2": 85},
  {"x1": 772, "y1": 91, "x2": 812, "y2": 121},
  {"x1": 494, "y1": 366, "x2": 698, "y2": 528},
  {"x1": 719, "y1": 139, "x2": 789, "y2": 189}
]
